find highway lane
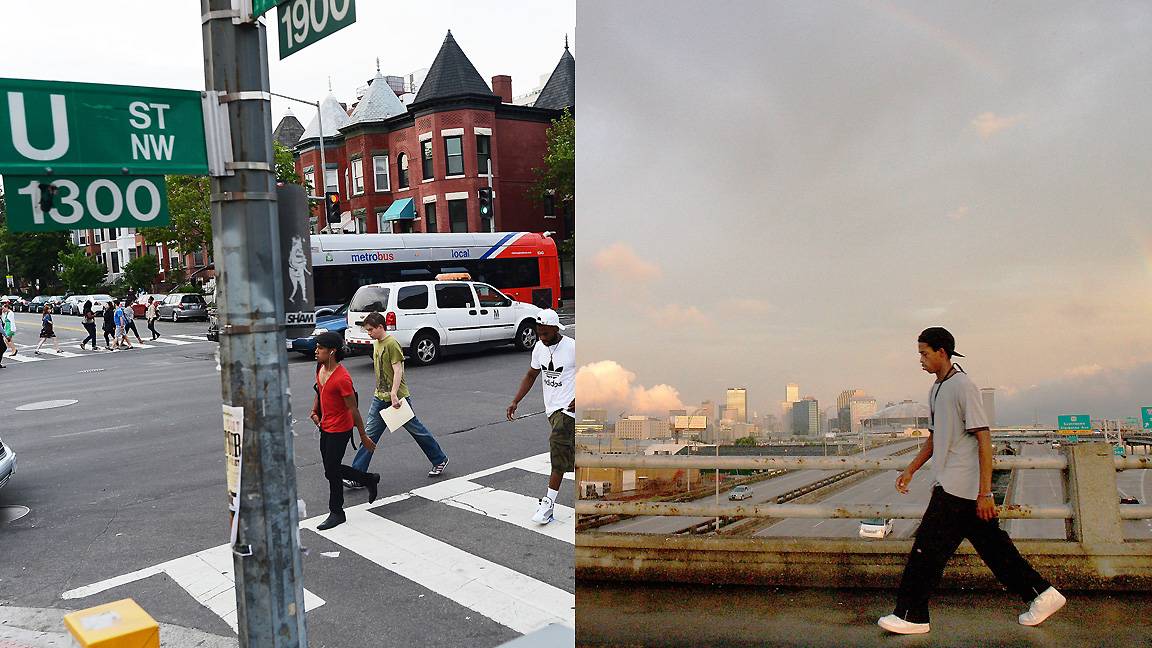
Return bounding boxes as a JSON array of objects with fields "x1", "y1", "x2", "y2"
[
  {"x1": 1117, "y1": 450, "x2": 1152, "y2": 540},
  {"x1": 1004, "y1": 444, "x2": 1067, "y2": 540}
]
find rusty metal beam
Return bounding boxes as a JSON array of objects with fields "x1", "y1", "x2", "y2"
[{"x1": 575, "y1": 500, "x2": 1073, "y2": 519}]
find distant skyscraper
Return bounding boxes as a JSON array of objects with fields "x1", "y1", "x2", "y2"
[
  {"x1": 849, "y1": 397, "x2": 878, "y2": 434},
  {"x1": 792, "y1": 397, "x2": 819, "y2": 436},
  {"x1": 981, "y1": 388, "x2": 996, "y2": 427},
  {"x1": 837, "y1": 389, "x2": 866, "y2": 433},
  {"x1": 726, "y1": 387, "x2": 748, "y2": 423},
  {"x1": 584, "y1": 408, "x2": 608, "y2": 423},
  {"x1": 786, "y1": 383, "x2": 799, "y2": 404}
]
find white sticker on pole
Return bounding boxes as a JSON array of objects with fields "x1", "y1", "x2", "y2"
[{"x1": 223, "y1": 404, "x2": 244, "y2": 545}]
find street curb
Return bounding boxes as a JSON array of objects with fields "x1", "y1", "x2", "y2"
[{"x1": 0, "y1": 606, "x2": 237, "y2": 648}]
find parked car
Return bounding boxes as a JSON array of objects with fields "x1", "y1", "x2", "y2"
[
  {"x1": 157, "y1": 293, "x2": 209, "y2": 322},
  {"x1": 26, "y1": 295, "x2": 52, "y2": 313},
  {"x1": 290, "y1": 303, "x2": 352, "y2": 357},
  {"x1": 132, "y1": 293, "x2": 165, "y2": 318},
  {"x1": 59, "y1": 296, "x2": 87, "y2": 315},
  {"x1": 344, "y1": 280, "x2": 542, "y2": 366},
  {"x1": 728, "y1": 485, "x2": 753, "y2": 501},
  {"x1": 0, "y1": 295, "x2": 27, "y2": 311},
  {"x1": 0, "y1": 434, "x2": 16, "y2": 490},
  {"x1": 1121, "y1": 496, "x2": 1140, "y2": 505},
  {"x1": 47, "y1": 296, "x2": 66, "y2": 313},
  {"x1": 859, "y1": 518, "x2": 894, "y2": 539},
  {"x1": 86, "y1": 294, "x2": 116, "y2": 311}
]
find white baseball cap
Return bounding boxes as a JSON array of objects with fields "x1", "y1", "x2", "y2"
[{"x1": 534, "y1": 308, "x2": 566, "y2": 331}]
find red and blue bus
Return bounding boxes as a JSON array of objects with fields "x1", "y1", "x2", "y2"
[{"x1": 310, "y1": 232, "x2": 561, "y2": 310}]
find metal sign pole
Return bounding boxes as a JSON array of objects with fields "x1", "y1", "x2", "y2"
[{"x1": 201, "y1": 2, "x2": 307, "y2": 646}]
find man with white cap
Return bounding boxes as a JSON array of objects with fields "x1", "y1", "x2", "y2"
[{"x1": 507, "y1": 308, "x2": 575, "y2": 524}]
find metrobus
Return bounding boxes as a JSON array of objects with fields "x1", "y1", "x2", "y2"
[{"x1": 310, "y1": 232, "x2": 561, "y2": 310}]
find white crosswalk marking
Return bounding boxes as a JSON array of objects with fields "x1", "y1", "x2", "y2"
[
  {"x1": 302, "y1": 506, "x2": 573, "y2": 634},
  {"x1": 4, "y1": 353, "x2": 42, "y2": 363},
  {"x1": 149, "y1": 337, "x2": 194, "y2": 345},
  {"x1": 61, "y1": 544, "x2": 326, "y2": 633},
  {"x1": 172, "y1": 334, "x2": 209, "y2": 341}
]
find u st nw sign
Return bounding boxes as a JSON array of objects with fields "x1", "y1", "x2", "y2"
[{"x1": 0, "y1": 78, "x2": 208, "y2": 175}]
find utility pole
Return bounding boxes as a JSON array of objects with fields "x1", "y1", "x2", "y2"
[{"x1": 201, "y1": 3, "x2": 307, "y2": 646}]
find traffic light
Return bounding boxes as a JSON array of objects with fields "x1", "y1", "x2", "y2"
[
  {"x1": 325, "y1": 191, "x2": 340, "y2": 223},
  {"x1": 477, "y1": 187, "x2": 493, "y2": 217}
]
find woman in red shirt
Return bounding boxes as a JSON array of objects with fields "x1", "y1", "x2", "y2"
[{"x1": 310, "y1": 332, "x2": 380, "y2": 530}]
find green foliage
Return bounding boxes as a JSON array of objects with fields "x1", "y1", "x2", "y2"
[
  {"x1": 734, "y1": 436, "x2": 758, "y2": 446},
  {"x1": 275, "y1": 142, "x2": 302, "y2": 187},
  {"x1": 58, "y1": 248, "x2": 107, "y2": 293},
  {"x1": 167, "y1": 265, "x2": 187, "y2": 286},
  {"x1": 531, "y1": 109, "x2": 574, "y2": 204},
  {"x1": 174, "y1": 283, "x2": 204, "y2": 295},
  {"x1": 122, "y1": 253, "x2": 160, "y2": 292}
]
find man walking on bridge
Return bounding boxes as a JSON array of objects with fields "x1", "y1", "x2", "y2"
[{"x1": 879, "y1": 327, "x2": 1065, "y2": 635}]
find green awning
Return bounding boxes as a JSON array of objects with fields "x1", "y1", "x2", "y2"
[{"x1": 381, "y1": 198, "x2": 416, "y2": 221}]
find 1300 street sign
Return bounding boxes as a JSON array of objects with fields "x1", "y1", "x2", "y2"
[
  {"x1": 0, "y1": 78, "x2": 208, "y2": 175},
  {"x1": 2, "y1": 175, "x2": 169, "y2": 232}
]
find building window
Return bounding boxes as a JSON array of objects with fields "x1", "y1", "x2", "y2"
[
  {"x1": 444, "y1": 136, "x2": 463, "y2": 176},
  {"x1": 111, "y1": 252, "x2": 120, "y2": 274},
  {"x1": 544, "y1": 192, "x2": 557, "y2": 218},
  {"x1": 476, "y1": 134, "x2": 491, "y2": 175},
  {"x1": 110, "y1": 227, "x2": 119, "y2": 239},
  {"x1": 372, "y1": 155, "x2": 389, "y2": 192},
  {"x1": 351, "y1": 158, "x2": 364, "y2": 195},
  {"x1": 398, "y1": 153, "x2": 409, "y2": 189},
  {"x1": 94, "y1": 230, "x2": 103, "y2": 243},
  {"x1": 353, "y1": 208, "x2": 367, "y2": 234},
  {"x1": 421, "y1": 140, "x2": 434, "y2": 180},
  {"x1": 376, "y1": 208, "x2": 393, "y2": 233},
  {"x1": 425, "y1": 202, "x2": 437, "y2": 233},
  {"x1": 324, "y1": 166, "x2": 338, "y2": 193},
  {"x1": 193, "y1": 250, "x2": 205, "y2": 266},
  {"x1": 303, "y1": 167, "x2": 315, "y2": 195},
  {"x1": 448, "y1": 199, "x2": 468, "y2": 233}
]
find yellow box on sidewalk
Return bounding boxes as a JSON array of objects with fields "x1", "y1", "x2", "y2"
[{"x1": 63, "y1": 598, "x2": 159, "y2": 648}]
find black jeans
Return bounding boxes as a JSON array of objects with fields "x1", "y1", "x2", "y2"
[
  {"x1": 103, "y1": 329, "x2": 113, "y2": 346},
  {"x1": 893, "y1": 485, "x2": 1051, "y2": 623},
  {"x1": 319, "y1": 430, "x2": 372, "y2": 516},
  {"x1": 147, "y1": 317, "x2": 159, "y2": 338},
  {"x1": 125, "y1": 320, "x2": 141, "y2": 340},
  {"x1": 82, "y1": 322, "x2": 97, "y2": 347}
]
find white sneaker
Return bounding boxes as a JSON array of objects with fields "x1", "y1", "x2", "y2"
[
  {"x1": 1018, "y1": 587, "x2": 1065, "y2": 626},
  {"x1": 877, "y1": 614, "x2": 930, "y2": 635},
  {"x1": 343, "y1": 479, "x2": 364, "y2": 489},
  {"x1": 531, "y1": 496, "x2": 555, "y2": 524}
]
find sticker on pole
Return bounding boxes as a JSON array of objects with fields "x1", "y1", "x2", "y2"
[
  {"x1": 2, "y1": 175, "x2": 169, "y2": 232},
  {"x1": 223, "y1": 404, "x2": 244, "y2": 545}
]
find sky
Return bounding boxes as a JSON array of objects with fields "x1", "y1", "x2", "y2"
[
  {"x1": 0, "y1": 1, "x2": 574, "y2": 132},
  {"x1": 575, "y1": 0, "x2": 1152, "y2": 426}
]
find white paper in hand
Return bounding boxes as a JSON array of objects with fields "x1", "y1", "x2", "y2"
[{"x1": 380, "y1": 397, "x2": 415, "y2": 432}]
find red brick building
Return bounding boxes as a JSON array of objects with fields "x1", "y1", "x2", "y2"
[{"x1": 293, "y1": 31, "x2": 574, "y2": 239}]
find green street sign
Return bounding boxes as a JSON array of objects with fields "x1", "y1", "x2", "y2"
[
  {"x1": 0, "y1": 78, "x2": 208, "y2": 175},
  {"x1": 278, "y1": 0, "x2": 356, "y2": 59},
  {"x1": 1057, "y1": 414, "x2": 1091, "y2": 431},
  {"x1": 252, "y1": 0, "x2": 287, "y2": 18},
  {"x1": 1143, "y1": 407, "x2": 1152, "y2": 430},
  {"x1": 2, "y1": 175, "x2": 169, "y2": 232}
]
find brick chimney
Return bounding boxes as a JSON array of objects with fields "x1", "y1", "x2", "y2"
[{"x1": 491, "y1": 75, "x2": 513, "y2": 103}]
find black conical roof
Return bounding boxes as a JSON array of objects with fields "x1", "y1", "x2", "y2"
[
  {"x1": 414, "y1": 31, "x2": 496, "y2": 104},
  {"x1": 534, "y1": 40, "x2": 575, "y2": 110}
]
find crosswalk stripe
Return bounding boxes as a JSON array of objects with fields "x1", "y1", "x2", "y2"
[
  {"x1": 412, "y1": 478, "x2": 575, "y2": 544},
  {"x1": 302, "y1": 506, "x2": 573, "y2": 634},
  {"x1": 61, "y1": 544, "x2": 326, "y2": 633},
  {"x1": 149, "y1": 337, "x2": 194, "y2": 345},
  {"x1": 4, "y1": 353, "x2": 43, "y2": 363},
  {"x1": 172, "y1": 334, "x2": 209, "y2": 341}
]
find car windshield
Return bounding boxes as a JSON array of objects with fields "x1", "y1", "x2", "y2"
[{"x1": 862, "y1": 518, "x2": 886, "y2": 525}]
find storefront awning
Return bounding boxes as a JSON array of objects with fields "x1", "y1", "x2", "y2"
[{"x1": 381, "y1": 198, "x2": 416, "y2": 221}]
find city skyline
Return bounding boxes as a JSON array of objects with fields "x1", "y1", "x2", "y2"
[{"x1": 576, "y1": 1, "x2": 1152, "y2": 426}]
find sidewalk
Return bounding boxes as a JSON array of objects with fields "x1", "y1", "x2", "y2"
[
  {"x1": 577, "y1": 582, "x2": 1151, "y2": 647},
  {"x1": 0, "y1": 606, "x2": 236, "y2": 648}
]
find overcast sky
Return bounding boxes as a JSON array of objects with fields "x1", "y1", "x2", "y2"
[
  {"x1": 0, "y1": 1, "x2": 574, "y2": 129},
  {"x1": 575, "y1": 0, "x2": 1152, "y2": 426}
]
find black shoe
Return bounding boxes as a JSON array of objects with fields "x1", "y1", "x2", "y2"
[
  {"x1": 366, "y1": 473, "x2": 380, "y2": 503},
  {"x1": 316, "y1": 514, "x2": 346, "y2": 531}
]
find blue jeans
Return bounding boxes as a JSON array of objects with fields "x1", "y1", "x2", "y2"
[{"x1": 351, "y1": 396, "x2": 447, "y2": 472}]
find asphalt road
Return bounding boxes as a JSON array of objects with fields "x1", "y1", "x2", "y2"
[
  {"x1": 0, "y1": 309, "x2": 576, "y2": 647},
  {"x1": 1004, "y1": 444, "x2": 1067, "y2": 540}
]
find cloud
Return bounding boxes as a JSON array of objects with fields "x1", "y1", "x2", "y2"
[
  {"x1": 971, "y1": 112, "x2": 1024, "y2": 139},
  {"x1": 996, "y1": 361, "x2": 1152, "y2": 425},
  {"x1": 1064, "y1": 364, "x2": 1104, "y2": 378},
  {"x1": 648, "y1": 303, "x2": 712, "y2": 328},
  {"x1": 946, "y1": 206, "x2": 969, "y2": 221},
  {"x1": 591, "y1": 242, "x2": 661, "y2": 282},
  {"x1": 725, "y1": 298, "x2": 773, "y2": 315},
  {"x1": 577, "y1": 360, "x2": 687, "y2": 415}
]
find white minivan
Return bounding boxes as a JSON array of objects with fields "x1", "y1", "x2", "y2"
[{"x1": 345, "y1": 279, "x2": 543, "y2": 365}]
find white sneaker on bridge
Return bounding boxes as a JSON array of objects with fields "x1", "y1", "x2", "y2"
[
  {"x1": 877, "y1": 614, "x2": 929, "y2": 634},
  {"x1": 1018, "y1": 587, "x2": 1065, "y2": 626},
  {"x1": 531, "y1": 496, "x2": 555, "y2": 524}
]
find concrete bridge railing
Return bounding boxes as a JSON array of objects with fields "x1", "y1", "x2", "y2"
[{"x1": 575, "y1": 443, "x2": 1152, "y2": 590}]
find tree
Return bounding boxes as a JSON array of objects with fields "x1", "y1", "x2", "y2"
[
  {"x1": 734, "y1": 436, "x2": 758, "y2": 446},
  {"x1": 122, "y1": 253, "x2": 160, "y2": 292},
  {"x1": 274, "y1": 142, "x2": 302, "y2": 187},
  {"x1": 0, "y1": 186, "x2": 72, "y2": 293},
  {"x1": 530, "y1": 109, "x2": 574, "y2": 207},
  {"x1": 58, "y1": 248, "x2": 107, "y2": 293}
]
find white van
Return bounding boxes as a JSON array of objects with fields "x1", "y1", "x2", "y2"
[{"x1": 344, "y1": 280, "x2": 543, "y2": 365}]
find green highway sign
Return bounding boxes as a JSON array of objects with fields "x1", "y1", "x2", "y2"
[
  {"x1": 1067, "y1": 435, "x2": 1079, "y2": 443},
  {"x1": 1114, "y1": 445, "x2": 1126, "y2": 457},
  {"x1": 1143, "y1": 407, "x2": 1152, "y2": 430},
  {"x1": 2, "y1": 175, "x2": 169, "y2": 232},
  {"x1": 0, "y1": 78, "x2": 208, "y2": 175},
  {"x1": 1057, "y1": 414, "x2": 1091, "y2": 432},
  {"x1": 278, "y1": 0, "x2": 356, "y2": 59}
]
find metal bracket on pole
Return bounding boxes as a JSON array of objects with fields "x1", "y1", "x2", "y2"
[
  {"x1": 211, "y1": 191, "x2": 278, "y2": 202},
  {"x1": 219, "y1": 91, "x2": 273, "y2": 103},
  {"x1": 221, "y1": 322, "x2": 285, "y2": 335},
  {"x1": 226, "y1": 161, "x2": 274, "y2": 172},
  {"x1": 203, "y1": 8, "x2": 243, "y2": 23},
  {"x1": 202, "y1": 91, "x2": 235, "y2": 177},
  {"x1": 227, "y1": 0, "x2": 255, "y2": 25}
]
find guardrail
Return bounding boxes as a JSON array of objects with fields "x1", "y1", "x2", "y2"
[{"x1": 575, "y1": 443, "x2": 1152, "y2": 590}]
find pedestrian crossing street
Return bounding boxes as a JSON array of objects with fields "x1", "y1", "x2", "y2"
[
  {"x1": 61, "y1": 453, "x2": 575, "y2": 638},
  {"x1": 2, "y1": 335, "x2": 209, "y2": 362}
]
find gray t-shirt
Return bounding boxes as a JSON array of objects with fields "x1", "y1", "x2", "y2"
[{"x1": 928, "y1": 370, "x2": 990, "y2": 500}]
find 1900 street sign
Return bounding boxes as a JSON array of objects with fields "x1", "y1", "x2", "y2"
[
  {"x1": 278, "y1": 0, "x2": 356, "y2": 59},
  {"x1": 2, "y1": 175, "x2": 169, "y2": 232},
  {"x1": 0, "y1": 78, "x2": 208, "y2": 175}
]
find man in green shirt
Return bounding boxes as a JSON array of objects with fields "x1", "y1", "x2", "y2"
[{"x1": 348, "y1": 312, "x2": 450, "y2": 481}]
